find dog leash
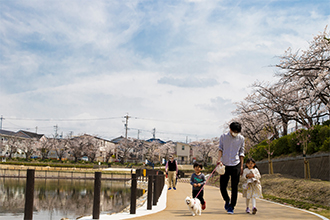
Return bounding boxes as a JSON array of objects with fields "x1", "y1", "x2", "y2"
[{"x1": 195, "y1": 164, "x2": 219, "y2": 198}]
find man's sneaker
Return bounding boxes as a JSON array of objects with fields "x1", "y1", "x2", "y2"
[
  {"x1": 246, "y1": 207, "x2": 250, "y2": 213},
  {"x1": 227, "y1": 206, "x2": 234, "y2": 214},
  {"x1": 168, "y1": 187, "x2": 172, "y2": 190},
  {"x1": 252, "y1": 207, "x2": 257, "y2": 214},
  {"x1": 202, "y1": 201, "x2": 206, "y2": 210},
  {"x1": 224, "y1": 202, "x2": 230, "y2": 211},
  {"x1": 173, "y1": 187, "x2": 176, "y2": 190}
]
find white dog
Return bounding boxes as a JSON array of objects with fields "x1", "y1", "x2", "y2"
[{"x1": 185, "y1": 196, "x2": 201, "y2": 216}]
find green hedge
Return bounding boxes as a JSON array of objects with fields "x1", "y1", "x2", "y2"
[{"x1": 249, "y1": 120, "x2": 330, "y2": 161}]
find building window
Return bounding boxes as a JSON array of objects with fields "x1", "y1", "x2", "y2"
[{"x1": 182, "y1": 145, "x2": 185, "y2": 150}]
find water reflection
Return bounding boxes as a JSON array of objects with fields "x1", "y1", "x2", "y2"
[{"x1": 0, "y1": 178, "x2": 142, "y2": 220}]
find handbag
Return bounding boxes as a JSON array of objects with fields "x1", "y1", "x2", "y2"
[{"x1": 215, "y1": 164, "x2": 225, "y2": 175}]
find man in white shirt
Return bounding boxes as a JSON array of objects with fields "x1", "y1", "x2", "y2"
[{"x1": 217, "y1": 122, "x2": 245, "y2": 214}]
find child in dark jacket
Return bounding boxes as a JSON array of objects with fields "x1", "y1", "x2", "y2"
[{"x1": 190, "y1": 162, "x2": 206, "y2": 210}]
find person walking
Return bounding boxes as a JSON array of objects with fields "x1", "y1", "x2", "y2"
[
  {"x1": 165, "y1": 155, "x2": 178, "y2": 190},
  {"x1": 217, "y1": 121, "x2": 245, "y2": 214},
  {"x1": 190, "y1": 162, "x2": 206, "y2": 210},
  {"x1": 242, "y1": 158, "x2": 262, "y2": 215}
]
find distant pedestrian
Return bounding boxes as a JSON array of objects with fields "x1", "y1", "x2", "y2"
[
  {"x1": 242, "y1": 158, "x2": 262, "y2": 215},
  {"x1": 190, "y1": 162, "x2": 206, "y2": 210},
  {"x1": 217, "y1": 121, "x2": 245, "y2": 214},
  {"x1": 165, "y1": 155, "x2": 178, "y2": 190}
]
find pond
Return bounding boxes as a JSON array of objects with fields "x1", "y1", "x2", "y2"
[{"x1": 0, "y1": 178, "x2": 143, "y2": 220}]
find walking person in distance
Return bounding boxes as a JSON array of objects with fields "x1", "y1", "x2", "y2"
[{"x1": 165, "y1": 155, "x2": 178, "y2": 190}]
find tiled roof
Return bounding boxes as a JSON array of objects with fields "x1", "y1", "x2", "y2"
[
  {"x1": 0, "y1": 129, "x2": 17, "y2": 136},
  {"x1": 145, "y1": 138, "x2": 166, "y2": 144},
  {"x1": 16, "y1": 130, "x2": 44, "y2": 139},
  {"x1": 110, "y1": 136, "x2": 125, "y2": 144}
]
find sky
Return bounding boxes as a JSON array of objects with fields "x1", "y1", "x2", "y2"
[{"x1": 0, "y1": 0, "x2": 329, "y2": 143}]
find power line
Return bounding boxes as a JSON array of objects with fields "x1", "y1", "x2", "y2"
[{"x1": 4, "y1": 116, "x2": 123, "y2": 122}]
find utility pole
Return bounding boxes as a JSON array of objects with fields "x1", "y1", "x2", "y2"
[
  {"x1": 54, "y1": 125, "x2": 58, "y2": 138},
  {"x1": 124, "y1": 113, "x2": 130, "y2": 139},
  {"x1": 0, "y1": 115, "x2": 4, "y2": 130},
  {"x1": 137, "y1": 130, "x2": 141, "y2": 139},
  {"x1": 152, "y1": 128, "x2": 156, "y2": 139}
]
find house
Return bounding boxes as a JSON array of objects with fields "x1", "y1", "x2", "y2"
[
  {"x1": 70, "y1": 134, "x2": 115, "y2": 162},
  {"x1": 174, "y1": 142, "x2": 192, "y2": 165},
  {"x1": 0, "y1": 129, "x2": 18, "y2": 157},
  {"x1": 0, "y1": 129, "x2": 46, "y2": 158},
  {"x1": 16, "y1": 130, "x2": 46, "y2": 141}
]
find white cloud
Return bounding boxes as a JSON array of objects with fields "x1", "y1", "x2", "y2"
[{"x1": 0, "y1": 0, "x2": 329, "y2": 142}]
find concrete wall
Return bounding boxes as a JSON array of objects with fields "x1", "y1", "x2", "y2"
[{"x1": 256, "y1": 153, "x2": 329, "y2": 181}]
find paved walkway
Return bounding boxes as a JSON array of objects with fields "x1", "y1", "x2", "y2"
[{"x1": 130, "y1": 181, "x2": 325, "y2": 220}]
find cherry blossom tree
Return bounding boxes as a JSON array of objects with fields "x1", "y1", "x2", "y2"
[
  {"x1": 83, "y1": 135, "x2": 100, "y2": 163},
  {"x1": 233, "y1": 27, "x2": 329, "y2": 150},
  {"x1": 51, "y1": 137, "x2": 67, "y2": 162},
  {"x1": 117, "y1": 137, "x2": 139, "y2": 163},
  {"x1": 104, "y1": 142, "x2": 116, "y2": 163},
  {"x1": 21, "y1": 138, "x2": 37, "y2": 161},
  {"x1": 234, "y1": 96, "x2": 280, "y2": 146},
  {"x1": 143, "y1": 140, "x2": 163, "y2": 164},
  {"x1": 37, "y1": 138, "x2": 52, "y2": 160},
  {"x1": 294, "y1": 126, "x2": 314, "y2": 179},
  {"x1": 67, "y1": 136, "x2": 86, "y2": 162},
  {"x1": 2, "y1": 136, "x2": 19, "y2": 159},
  {"x1": 158, "y1": 141, "x2": 176, "y2": 160},
  {"x1": 276, "y1": 27, "x2": 330, "y2": 114},
  {"x1": 129, "y1": 138, "x2": 144, "y2": 163},
  {"x1": 190, "y1": 138, "x2": 219, "y2": 166}
]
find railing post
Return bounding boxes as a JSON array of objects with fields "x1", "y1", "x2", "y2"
[
  {"x1": 147, "y1": 174, "x2": 153, "y2": 210},
  {"x1": 130, "y1": 173, "x2": 137, "y2": 214},
  {"x1": 156, "y1": 175, "x2": 161, "y2": 204},
  {"x1": 93, "y1": 172, "x2": 102, "y2": 220},
  {"x1": 152, "y1": 174, "x2": 158, "y2": 205},
  {"x1": 24, "y1": 169, "x2": 35, "y2": 220}
]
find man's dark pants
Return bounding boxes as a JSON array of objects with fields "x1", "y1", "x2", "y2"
[{"x1": 220, "y1": 163, "x2": 241, "y2": 209}]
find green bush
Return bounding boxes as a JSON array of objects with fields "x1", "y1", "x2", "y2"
[
  {"x1": 248, "y1": 140, "x2": 268, "y2": 161},
  {"x1": 322, "y1": 119, "x2": 330, "y2": 126},
  {"x1": 320, "y1": 137, "x2": 330, "y2": 152},
  {"x1": 249, "y1": 121, "x2": 330, "y2": 161},
  {"x1": 310, "y1": 125, "x2": 322, "y2": 146},
  {"x1": 319, "y1": 125, "x2": 330, "y2": 145},
  {"x1": 288, "y1": 133, "x2": 300, "y2": 153},
  {"x1": 306, "y1": 141, "x2": 317, "y2": 154},
  {"x1": 273, "y1": 136, "x2": 290, "y2": 156}
]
